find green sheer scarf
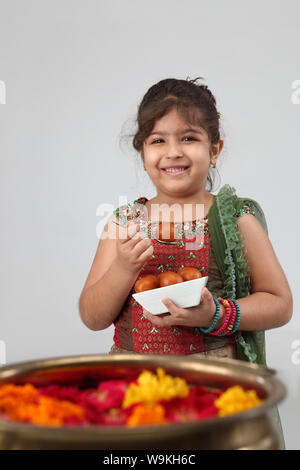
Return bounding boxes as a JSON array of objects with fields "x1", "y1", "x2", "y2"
[{"x1": 208, "y1": 184, "x2": 285, "y2": 449}]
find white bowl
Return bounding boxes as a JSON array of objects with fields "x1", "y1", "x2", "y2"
[{"x1": 132, "y1": 276, "x2": 208, "y2": 314}]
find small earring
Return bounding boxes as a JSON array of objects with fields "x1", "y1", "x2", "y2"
[{"x1": 210, "y1": 162, "x2": 216, "y2": 168}]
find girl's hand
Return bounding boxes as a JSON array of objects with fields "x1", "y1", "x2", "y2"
[
  {"x1": 143, "y1": 287, "x2": 221, "y2": 328},
  {"x1": 116, "y1": 221, "x2": 153, "y2": 275}
]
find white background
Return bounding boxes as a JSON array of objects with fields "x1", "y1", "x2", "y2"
[{"x1": 0, "y1": 0, "x2": 299, "y2": 449}]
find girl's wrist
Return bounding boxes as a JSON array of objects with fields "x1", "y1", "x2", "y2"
[
  {"x1": 202, "y1": 299, "x2": 225, "y2": 330},
  {"x1": 212, "y1": 303, "x2": 225, "y2": 330}
]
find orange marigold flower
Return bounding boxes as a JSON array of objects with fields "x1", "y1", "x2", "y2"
[
  {"x1": 126, "y1": 404, "x2": 167, "y2": 427},
  {"x1": 0, "y1": 383, "x2": 85, "y2": 426},
  {"x1": 30, "y1": 396, "x2": 85, "y2": 426}
]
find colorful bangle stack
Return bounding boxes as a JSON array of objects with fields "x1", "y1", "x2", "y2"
[
  {"x1": 226, "y1": 298, "x2": 241, "y2": 334},
  {"x1": 200, "y1": 297, "x2": 241, "y2": 336}
]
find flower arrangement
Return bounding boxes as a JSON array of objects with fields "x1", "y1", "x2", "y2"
[{"x1": 0, "y1": 368, "x2": 262, "y2": 427}]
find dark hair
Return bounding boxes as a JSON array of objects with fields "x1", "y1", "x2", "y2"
[{"x1": 132, "y1": 77, "x2": 222, "y2": 192}]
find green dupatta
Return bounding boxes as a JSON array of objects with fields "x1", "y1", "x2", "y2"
[{"x1": 208, "y1": 183, "x2": 285, "y2": 449}]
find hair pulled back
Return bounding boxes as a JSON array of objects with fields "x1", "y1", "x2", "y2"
[{"x1": 132, "y1": 77, "x2": 222, "y2": 192}]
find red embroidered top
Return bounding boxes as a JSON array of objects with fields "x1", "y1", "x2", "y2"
[{"x1": 112, "y1": 197, "x2": 254, "y2": 355}]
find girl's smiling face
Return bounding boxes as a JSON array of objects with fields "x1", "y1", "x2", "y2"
[{"x1": 139, "y1": 107, "x2": 223, "y2": 199}]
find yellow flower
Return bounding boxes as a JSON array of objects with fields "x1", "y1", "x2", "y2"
[
  {"x1": 122, "y1": 367, "x2": 189, "y2": 409},
  {"x1": 214, "y1": 385, "x2": 262, "y2": 417}
]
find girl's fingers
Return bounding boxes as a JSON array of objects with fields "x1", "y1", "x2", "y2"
[
  {"x1": 205, "y1": 288, "x2": 214, "y2": 300},
  {"x1": 127, "y1": 222, "x2": 140, "y2": 239},
  {"x1": 129, "y1": 230, "x2": 149, "y2": 248},
  {"x1": 137, "y1": 243, "x2": 153, "y2": 262},
  {"x1": 117, "y1": 221, "x2": 135, "y2": 243},
  {"x1": 127, "y1": 224, "x2": 152, "y2": 252},
  {"x1": 147, "y1": 313, "x2": 172, "y2": 326},
  {"x1": 201, "y1": 287, "x2": 209, "y2": 302},
  {"x1": 143, "y1": 308, "x2": 173, "y2": 326},
  {"x1": 161, "y1": 298, "x2": 183, "y2": 318},
  {"x1": 118, "y1": 221, "x2": 141, "y2": 244},
  {"x1": 127, "y1": 225, "x2": 153, "y2": 256}
]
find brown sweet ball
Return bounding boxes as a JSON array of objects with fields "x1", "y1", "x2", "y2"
[
  {"x1": 158, "y1": 271, "x2": 184, "y2": 287},
  {"x1": 134, "y1": 274, "x2": 160, "y2": 293},
  {"x1": 158, "y1": 222, "x2": 175, "y2": 242},
  {"x1": 177, "y1": 266, "x2": 203, "y2": 281}
]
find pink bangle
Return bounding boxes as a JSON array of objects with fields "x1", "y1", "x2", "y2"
[
  {"x1": 208, "y1": 298, "x2": 232, "y2": 336},
  {"x1": 223, "y1": 299, "x2": 236, "y2": 335}
]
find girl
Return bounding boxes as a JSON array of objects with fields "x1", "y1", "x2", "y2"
[{"x1": 79, "y1": 77, "x2": 292, "y2": 448}]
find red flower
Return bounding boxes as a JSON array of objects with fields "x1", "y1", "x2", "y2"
[
  {"x1": 38, "y1": 384, "x2": 91, "y2": 405},
  {"x1": 163, "y1": 386, "x2": 220, "y2": 423},
  {"x1": 77, "y1": 380, "x2": 131, "y2": 424}
]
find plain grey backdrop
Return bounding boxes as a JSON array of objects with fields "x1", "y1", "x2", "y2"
[{"x1": 1, "y1": 0, "x2": 299, "y2": 449}]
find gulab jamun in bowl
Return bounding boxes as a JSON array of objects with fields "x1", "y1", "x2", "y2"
[{"x1": 132, "y1": 266, "x2": 208, "y2": 314}]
